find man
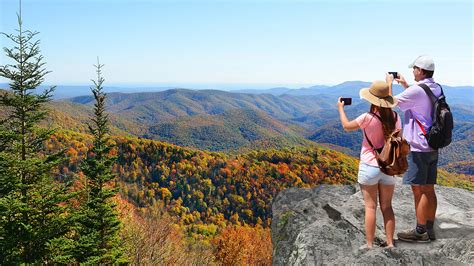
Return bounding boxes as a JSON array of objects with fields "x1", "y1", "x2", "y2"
[{"x1": 386, "y1": 55, "x2": 441, "y2": 242}]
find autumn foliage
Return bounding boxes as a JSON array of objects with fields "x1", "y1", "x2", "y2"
[
  {"x1": 43, "y1": 130, "x2": 360, "y2": 263},
  {"x1": 213, "y1": 225, "x2": 272, "y2": 265}
]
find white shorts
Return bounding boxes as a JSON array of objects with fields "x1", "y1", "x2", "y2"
[{"x1": 357, "y1": 162, "x2": 396, "y2": 186}]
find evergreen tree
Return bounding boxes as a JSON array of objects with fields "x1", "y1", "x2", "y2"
[
  {"x1": 0, "y1": 7, "x2": 74, "y2": 264},
  {"x1": 73, "y1": 59, "x2": 126, "y2": 263}
]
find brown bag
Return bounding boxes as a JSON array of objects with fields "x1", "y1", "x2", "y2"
[{"x1": 363, "y1": 112, "x2": 410, "y2": 176}]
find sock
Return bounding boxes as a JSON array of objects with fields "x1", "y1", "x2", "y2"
[
  {"x1": 416, "y1": 224, "x2": 427, "y2": 234},
  {"x1": 426, "y1": 220, "x2": 434, "y2": 230}
]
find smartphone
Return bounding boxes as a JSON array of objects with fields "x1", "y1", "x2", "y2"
[
  {"x1": 340, "y1": 97, "x2": 352, "y2": 106},
  {"x1": 388, "y1": 72, "x2": 398, "y2": 79}
]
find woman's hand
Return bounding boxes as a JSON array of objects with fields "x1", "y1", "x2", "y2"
[
  {"x1": 337, "y1": 98, "x2": 360, "y2": 132},
  {"x1": 386, "y1": 73, "x2": 394, "y2": 84},
  {"x1": 386, "y1": 73, "x2": 395, "y2": 95},
  {"x1": 337, "y1": 97, "x2": 345, "y2": 110}
]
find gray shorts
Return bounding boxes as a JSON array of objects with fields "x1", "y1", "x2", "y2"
[
  {"x1": 358, "y1": 162, "x2": 397, "y2": 186},
  {"x1": 403, "y1": 151, "x2": 439, "y2": 185}
]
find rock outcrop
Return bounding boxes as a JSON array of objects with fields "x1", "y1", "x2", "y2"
[{"x1": 271, "y1": 178, "x2": 473, "y2": 265}]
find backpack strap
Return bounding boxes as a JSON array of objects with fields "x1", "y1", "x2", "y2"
[
  {"x1": 363, "y1": 128, "x2": 375, "y2": 150},
  {"x1": 415, "y1": 83, "x2": 442, "y2": 134},
  {"x1": 362, "y1": 111, "x2": 398, "y2": 154},
  {"x1": 435, "y1": 83, "x2": 445, "y2": 96},
  {"x1": 418, "y1": 83, "x2": 437, "y2": 106},
  {"x1": 363, "y1": 113, "x2": 378, "y2": 152},
  {"x1": 415, "y1": 118, "x2": 427, "y2": 136}
]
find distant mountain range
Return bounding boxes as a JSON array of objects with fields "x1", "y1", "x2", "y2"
[
  {"x1": 232, "y1": 84, "x2": 331, "y2": 96},
  {"x1": 0, "y1": 81, "x2": 472, "y2": 105},
  {"x1": 0, "y1": 83, "x2": 174, "y2": 99},
  {"x1": 1, "y1": 81, "x2": 472, "y2": 172}
]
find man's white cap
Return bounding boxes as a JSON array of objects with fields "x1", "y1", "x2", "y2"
[{"x1": 408, "y1": 55, "x2": 435, "y2": 71}]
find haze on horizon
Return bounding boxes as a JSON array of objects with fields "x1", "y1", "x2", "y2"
[{"x1": 0, "y1": 0, "x2": 473, "y2": 87}]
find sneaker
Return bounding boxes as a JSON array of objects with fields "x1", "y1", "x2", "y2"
[
  {"x1": 397, "y1": 229, "x2": 430, "y2": 243},
  {"x1": 427, "y1": 228, "x2": 436, "y2": 240}
]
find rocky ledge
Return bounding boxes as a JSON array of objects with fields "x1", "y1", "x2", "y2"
[{"x1": 271, "y1": 178, "x2": 473, "y2": 265}]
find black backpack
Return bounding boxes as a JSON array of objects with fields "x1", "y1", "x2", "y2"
[{"x1": 415, "y1": 83, "x2": 453, "y2": 149}]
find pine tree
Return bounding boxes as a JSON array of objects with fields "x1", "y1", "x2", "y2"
[
  {"x1": 73, "y1": 59, "x2": 126, "y2": 263},
  {"x1": 0, "y1": 6, "x2": 74, "y2": 264}
]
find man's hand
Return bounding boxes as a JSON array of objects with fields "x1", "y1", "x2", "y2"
[{"x1": 396, "y1": 74, "x2": 409, "y2": 89}]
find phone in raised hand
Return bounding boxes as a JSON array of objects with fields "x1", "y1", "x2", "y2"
[
  {"x1": 388, "y1": 72, "x2": 398, "y2": 79},
  {"x1": 340, "y1": 97, "x2": 352, "y2": 106}
]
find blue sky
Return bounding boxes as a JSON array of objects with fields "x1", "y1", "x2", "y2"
[{"x1": 0, "y1": 0, "x2": 473, "y2": 88}]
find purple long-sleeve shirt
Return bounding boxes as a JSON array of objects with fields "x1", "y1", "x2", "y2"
[{"x1": 395, "y1": 78, "x2": 442, "y2": 152}]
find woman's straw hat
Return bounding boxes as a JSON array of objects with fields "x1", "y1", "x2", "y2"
[{"x1": 359, "y1": 80, "x2": 397, "y2": 108}]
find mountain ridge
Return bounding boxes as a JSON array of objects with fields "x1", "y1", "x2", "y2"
[
  {"x1": 49, "y1": 87, "x2": 474, "y2": 171},
  {"x1": 2, "y1": 86, "x2": 471, "y2": 173},
  {"x1": 2, "y1": 82, "x2": 471, "y2": 103}
]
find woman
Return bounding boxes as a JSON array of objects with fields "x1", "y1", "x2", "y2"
[{"x1": 337, "y1": 80, "x2": 401, "y2": 249}]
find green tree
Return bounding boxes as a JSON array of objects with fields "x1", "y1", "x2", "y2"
[
  {"x1": 0, "y1": 8, "x2": 74, "y2": 263},
  {"x1": 73, "y1": 59, "x2": 126, "y2": 263}
]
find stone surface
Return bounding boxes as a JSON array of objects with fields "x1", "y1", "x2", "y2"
[{"x1": 271, "y1": 178, "x2": 474, "y2": 265}]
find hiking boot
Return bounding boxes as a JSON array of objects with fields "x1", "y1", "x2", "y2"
[
  {"x1": 427, "y1": 228, "x2": 436, "y2": 240},
  {"x1": 397, "y1": 229, "x2": 430, "y2": 243}
]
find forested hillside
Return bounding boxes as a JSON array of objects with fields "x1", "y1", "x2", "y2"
[{"x1": 50, "y1": 130, "x2": 360, "y2": 228}]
